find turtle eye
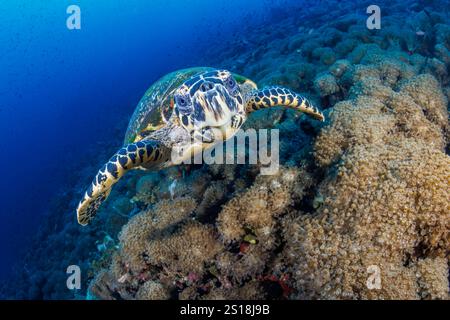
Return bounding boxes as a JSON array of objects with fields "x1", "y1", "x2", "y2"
[
  {"x1": 176, "y1": 96, "x2": 187, "y2": 106},
  {"x1": 227, "y1": 77, "x2": 236, "y2": 88},
  {"x1": 225, "y1": 76, "x2": 238, "y2": 95},
  {"x1": 175, "y1": 96, "x2": 189, "y2": 108},
  {"x1": 175, "y1": 94, "x2": 192, "y2": 113}
]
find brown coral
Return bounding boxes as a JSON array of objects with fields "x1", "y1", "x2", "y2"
[
  {"x1": 135, "y1": 281, "x2": 170, "y2": 300},
  {"x1": 300, "y1": 58, "x2": 449, "y2": 299},
  {"x1": 145, "y1": 221, "x2": 222, "y2": 275},
  {"x1": 118, "y1": 197, "x2": 197, "y2": 273},
  {"x1": 217, "y1": 167, "x2": 306, "y2": 243},
  {"x1": 284, "y1": 139, "x2": 449, "y2": 299}
]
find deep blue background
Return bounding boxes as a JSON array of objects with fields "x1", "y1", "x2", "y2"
[{"x1": 0, "y1": 0, "x2": 296, "y2": 280}]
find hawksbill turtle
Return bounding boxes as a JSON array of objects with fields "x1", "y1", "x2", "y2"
[{"x1": 77, "y1": 67, "x2": 324, "y2": 225}]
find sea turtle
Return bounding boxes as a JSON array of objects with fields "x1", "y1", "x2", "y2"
[{"x1": 77, "y1": 67, "x2": 324, "y2": 225}]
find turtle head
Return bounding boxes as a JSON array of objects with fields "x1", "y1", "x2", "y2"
[{"x1": 173, "y1": 69, "x2": 246, "y2": 140}]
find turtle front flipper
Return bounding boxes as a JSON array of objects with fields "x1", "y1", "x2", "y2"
[
  {"x1": 245, "y1": 86, "x2": 325, "y2": 121},
  {"x1": 76, "y1": 139, "x2": 169, "y2": 225}
]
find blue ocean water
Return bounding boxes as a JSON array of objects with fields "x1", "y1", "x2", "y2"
[{"x1": 0, "y1": 0, "x2": 296, "y2": 282}]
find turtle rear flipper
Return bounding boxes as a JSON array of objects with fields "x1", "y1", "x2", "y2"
[{"x1": 77, "y1": 139, "x2": 169, "y2": 225}]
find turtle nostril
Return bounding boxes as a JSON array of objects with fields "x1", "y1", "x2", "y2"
[{"x1": 200, "y1": 82, "x2": 214, "y2": 92}]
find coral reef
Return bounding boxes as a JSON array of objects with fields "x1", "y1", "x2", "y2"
[
  {"x1": 285, "y1": 140, "x2": 449, "y2": 299},
  {"x1": 291, "y1": 49, "x2": 449, "y2": 298},
  {"x1": 2, "y1": 0, "x2": 449, "y2": 300}
]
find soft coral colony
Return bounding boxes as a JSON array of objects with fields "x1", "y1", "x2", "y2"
[{"x1": 86, "y1": 1, "x2": 449, "y2": 300}]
